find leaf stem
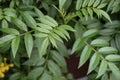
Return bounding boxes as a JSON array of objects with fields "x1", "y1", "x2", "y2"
[
  {"x1": 52, "y1": 5, "x2": 67, "y2": 24},
  {"x1": 84, "y1": 40, "x2": 105, "y2": 60},
  {"x1": 43, "y1": 44, "x2": 51, "y2": 70},
  {"x1": 18, "y1": 30, "x2": 35, "y2": 37}
]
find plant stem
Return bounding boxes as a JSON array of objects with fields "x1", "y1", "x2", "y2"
[
  {"x1": 18, "y1": 30, "x2": 35, "y2": 37},
  {"x1": 43, "y1": 44, "x2": 51, "y2": 70},
  {"x1": 84, "y1": 40, "x2": 105, "y2": 60}
]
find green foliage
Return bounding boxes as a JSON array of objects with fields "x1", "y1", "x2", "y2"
[
  {"x1": 76, "y1": 0, "x2": 111, "y2": 22},
  {"x1": 78, "y1": 45, "x2": 92, "y2": 68},
  {"x1": 0, "y1": 0, "x2": 120, "y2": 80},
  {"x1": 72, "y1": 16, "x2": 120, "y2": 79},
  {"x1": 88, "y1": 53, "x2": 100, "y2": 74}
]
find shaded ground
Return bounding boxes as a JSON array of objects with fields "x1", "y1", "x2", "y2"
[{"x1": 66, "y1": 54, "x2": 89, "y2": 79}]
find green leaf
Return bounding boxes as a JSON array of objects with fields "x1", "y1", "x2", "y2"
[
  {"x1": 34, "y1": 27, "x2": 50, "y2": 33},
  {"x1": 93, "y1": 8, "x2": 101, "y2": 18},
  {"x1": 57, "y1": 27, "x2": 70, "y2": 39},
  {"x1": 33, "y1": 33, "x2": 48, "y2": 38},
  {"x1": 0, "y1": 9, "x2": 2, "y2": 14},
  {"x1": 87, "y1": 22, "x2": 100, "y2": 29},
  {"x1": 50, "y1": 32, "x2": 63, "y2": 43},
  {"x1": 63, "y1": 0, "x2": 72, "y2": 10},
  {"x1": 83, "y1": 29, "x2": 98, "y2": 38},
  {"x1": 97, "y1": 3, "x2": 107, "y2": 9},
  {"x1": 87, "y1": 7, "x2": 93, "y2": 18},
  {"x1": 78, "y1": 45, "x2": 92, "y2": 68},
  {"x1": 82, "y1": 0, "x2": 89, "y2": 7},
  {"x1": 82, "y1": 8, "x2": 88, "y2": 20},
  {"x1": 39, "y1": 38, "x2": 49, "y2": 57},
  {"x1": 88, "y1": 0, "x2": 96, "y2": 6},
  {"x1": 111, "y1": 73, "x2": 119, "y2": 80},
  {"x1": 48, "y1": 60, "x2": 62, "y2": 76},
  {"x1": 23, "y1": 56, "x2": 45, "y2": 66},
  {"x1": 4, "y1": 10, "x2": 16, "y2": 18},
  {"x1": 98, "y1": 36, "x2": 111, "y2": 41},
  {"x1": 4, "y1": 16, "x2": 11, "y2": 22},
  {"x1": 0, "y1": 9, "x2": 3, "y2": 20},
  {"x1": 99, "y1": 10, "x2": 111, "y2": 22},
  {"x1": 104, "y1": 21, "x2": 120, "y2": 28},
  {"x1": 101, "y1": 73, "x2": 109, "y2": 80},
  {"x1": 48, "y1": 36, "x2": 57, "y2": 48},
  {"x1": 93, "y1": 0, "x2": 101, "y2": 7},
  {"x1": 105, "y1": 55, "x2": 120, "y2": 61},
  {"x1": 72, "y1": 38, "x2": 84, "y2": 53},
  {"x1": 37, "y1": 23, "x2": 53, "y2": 30},
  {"x1": 59, "y1": 25, "x2": 75, "y2": 32},
  {"x1": 54, "y1": 29, "x2": 67, "y2": 41},
  {"x1": 115, "y1": 34, "x2": 120, "y2": 52},
  {"x1": 110, "y1": 39, "x2": 117, "y2": 49},
  {"x1": 108, "y1": 63, "x2": 120, "y2": 80},
  {"x1": 24, "y1": 33, "x2": 33, "y2": 58},
  {"x1": 21, "y1": 11, "x2": 36, "y2": 28},
  {"x1": 11, "y1": 37, "x2": 20, "y2": 58},
  {"x1": 37, "y1": 17, "x2": 57, "y2": 27},
  {"x1": 40, "y1": 71, "x2": 52, "y2": 80},
  {"x1": 24, "y1": 11, "x2": 36, "y2": 16},
  {"x1": 107, "y1": 0, "x2": 114, "y2": 12},
  {"x1": 3, "y1": 8, "x2": 16, "y2": 13},
  {"x1": 9, "y1": 0, "x2": 15, "y2": 8},
  {"x1": 9, "y1": 72, "x2": 22, "y2": 80},
  {"x1": 35, "y1": 38, "x2": 44, "y2": 58},
  {"x1": 0, "y1": 35, "x2": 16, "y2": 45},
  {"x1": 111, "y1": 4, "x2": 120, "y2": 13},
  {"x1": 2, "y1": 19, "x2": 8, "y2": 28},
  {"x1": 44, "y1": 16, "x2": 58, "y2": 27},
  {"x1": 0, "y1": 42, "x2": 11, "y2": 53},
  {"x1": 91, "y1": 39, "x2": 109, "y2": 47},
  {"x1": 76, "y1": 11, "x2": 83, "y2": 19},
  {"x1": 27, "y1": 67, "x2": 43, "y2": 80},
  {"x1": 97, "y1": 60, "x2": 108, "y2": 78},
  {"x1": 34, "y1": 7, "x2": 44, "y2": 18},
  {"x1": 76, "y1": 0, "x2": 83, "y2": 10},
  {"x1": 0, "y1": 28, "x2": 19, "y2": 35},
  {"x1": 74, "y1": 22, "x2": 85, "y2": 39},
  {"x1": 88, "y1": 53, "x2": 100, "y2": 74},
  {"x1": 53, "y1": 76, "x2": 67, "y2": 80},
  {"x1": 50, "y1": 50, "x2": 67, "y2": 72},
  {"x1": 59, "y1": 0, "x2": 66, "y2": 9},
  {"x1": 98, "y1": 47, "x2": 118, "y2": 54},
  {"x1": 20, "y1": 76, "x2": 27, "y2": 80},
  {"x1": 56, "y1": 41, "x2": 68, "y2": 57},
  {"x1": 99, "y1": 29, "x2": 115, "y2": 36},
  {"x1": 11, "y1": 17, "x2": 27, "y2": 31}
]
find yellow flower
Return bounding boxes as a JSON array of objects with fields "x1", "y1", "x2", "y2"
[
  {"x1": 4, "y1": 66, "x2": 9, "y2": 71},
  {"x1": 0, "y1": 57, "x2": 14, "y2": 78},
  {"x1": 0, "y1": 72, "x2": 5, "y2": 78},
  {"x1": 0, "y1": 63, "x2": 4, "y2": 67},
  {"x1": 3, "y1": 57, "x2": 7, "y2": 62},
  {"x1": 1, "y1": 67, "x2": 6, "y2": 72},
  {"x1": 9, "y1": 64, "x2": 14, "y2": 67}
]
